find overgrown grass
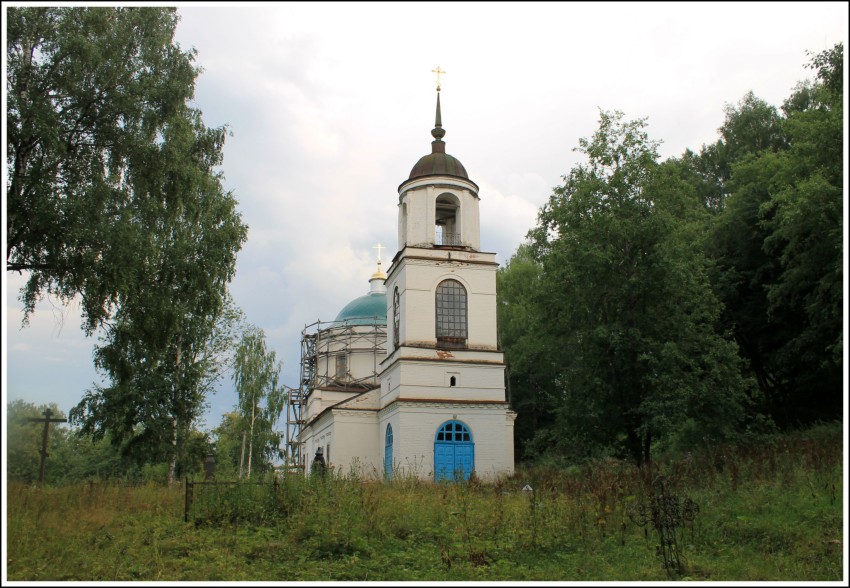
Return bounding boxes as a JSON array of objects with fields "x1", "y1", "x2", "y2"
[{"x1": 5, "y1": 424, "x2": 844, "y2": 581}]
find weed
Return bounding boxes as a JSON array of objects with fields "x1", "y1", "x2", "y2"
[{"x1": 5, "y1": 423, "x2": 843, "y2": 581}]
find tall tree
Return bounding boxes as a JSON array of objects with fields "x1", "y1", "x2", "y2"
[
  {"x1": 497, "y1": 244, "x2": 559, "y2": 460},
  {"x1": 232, "y1": 326, "x2": 285, "y2": 479},
  {"x1": 71, "y1": 294, "x2": 245, "y2": 483},
  {"x1": 9, "y1": 7, "x2": 249, "y2": 481},
  {"x1": 211, "y1": 410, "x2": 282, "y2": 479},
  {"x1": 6, "y1": 7, "x2": 240, "y2": 333},
  {"x1": 709, "y1": 44, "x2": 843, "y2": 427},
  {"x1": 526, "y1": 110, "x2": 751, "y2": 464}
]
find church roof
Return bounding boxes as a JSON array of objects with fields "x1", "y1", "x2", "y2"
[
  {"x1": 407, "y1": 91, "x2": 469, "y2": 181},
  {"x1": 334, "y1": 258, "x2": 388, "y2": 326},
  {"x1": 334, "y1": 292, "x2": 387, "y2": 326},
  {"x1": 409, "y1": 151, "x2": 468, "y2": 180}
]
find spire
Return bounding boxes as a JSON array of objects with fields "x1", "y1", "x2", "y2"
[{"x1": 430, "y1": 66, "x2": 446, "y2": 153}]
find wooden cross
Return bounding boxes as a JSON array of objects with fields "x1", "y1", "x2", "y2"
[
  {"x1": 373, "y1": 243, "x2": 385, "y2": 263},
  {"x1": 27, "y1": 408, "x2": 67, "y2": 486},
  {"x1": 432, "y1": 66, "x2": 446, "y2": 91}
]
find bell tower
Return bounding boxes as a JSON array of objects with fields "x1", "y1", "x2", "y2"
[
  {"x1": 396, "y1": 90, "x2": 482, "y2": 251},
  {"x1": 379, "y1": 71, "x2": 515, "y2": 481}
]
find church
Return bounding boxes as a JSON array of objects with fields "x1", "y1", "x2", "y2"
[{"x1": 287, "y1": 75, "x2": 516, "y2": 482}]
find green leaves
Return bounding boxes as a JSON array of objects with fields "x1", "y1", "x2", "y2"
[
  {"x1": 510, "y1": 109, "x2": 751, "y2": 464},
  {"x1": 232, "y1": 326, "x2": 285, "y2": 477},
  {"x1": 502, "y1": 45, "x2": 844, "y2": 464},
  {"x1": 27, "y1": 7, "x2": 252, "y2": 476},
  {"x1": 708, "y1": 43, "x2": 843, "y2": 427},
  {"x1": 6, "y1": 7, "x2": 236, "y2": 334}
]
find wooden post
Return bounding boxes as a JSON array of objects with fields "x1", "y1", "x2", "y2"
[
  {"x1": 184, "y1": 478, "x2": 192, "y2": 523},
  {"x1": 27, "y1": 408, "x2": 67, "y2": 486}
]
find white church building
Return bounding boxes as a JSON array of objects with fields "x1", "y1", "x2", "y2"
[{"x1": 290, "y1": 82, "x2": 516, "y2": 482}]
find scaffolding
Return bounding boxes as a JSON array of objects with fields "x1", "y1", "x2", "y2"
[{"x1": 284, "y1": 317, "x2": 387, "y2": 468}]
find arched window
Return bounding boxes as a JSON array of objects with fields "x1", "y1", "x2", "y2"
[
  {"x1": 435, "y1": 279, "x2": 467, "y2": 348},
  {"x1": 384, "y1": 424, "x2": 394, "y2": 480},
  {"x1": 393, "y1": 287, "x2": 400, "y2": 348}
]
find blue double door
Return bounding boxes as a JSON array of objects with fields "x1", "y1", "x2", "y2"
[{"x1": 434, "y1": 421, "x2": 474, "y2": 482}]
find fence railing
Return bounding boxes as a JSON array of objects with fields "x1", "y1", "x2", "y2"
[{"x1": 435, "y1": 232, "x2": 463, "y2": 246}]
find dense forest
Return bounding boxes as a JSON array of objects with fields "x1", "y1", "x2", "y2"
[
  {"x1": 499, "y1": 43, "x2": 843, "y2": 464},
  {"x1": 5, "y1": 5, "x2": 842, "y2": 483}
]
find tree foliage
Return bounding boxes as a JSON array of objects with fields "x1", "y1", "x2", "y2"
[
  {"x1": 7, "y1": 400, "x2": 214, "y2": 484},
  {"x1": 500, "y1": 44, "x2": 842, "y2": 464},
  {"x1": 497, "y1": 244, "x2": 557, "y2": 460},
  {"x1": 515, "y1": 111, "x2": 751, "y2": 464},
  {"x1": 7, "y1": 7, "x2": 232, "y2": 332},
  {"x1": 231, "y1": 325, "x2": 285, "y2": 478},
  {"x1": 6, "y1": 400, "x2": 67, "y2": 483},
  {"x1": 708, "y1": 43, "x2": 843, "y2": 427},
  {"x1": 11, "y1": 6, "x2": 255, "y2": 479},
  {"x1": 70, "y1": 295, "x2": 244, "y2": 481}
]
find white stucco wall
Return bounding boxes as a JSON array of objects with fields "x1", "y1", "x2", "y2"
[
  {"x1": 326, "y1": 410, "x2": 381, "y2": 477},
  {"x1": 386, "y1": 401, "x2": 515, "y2": 481},
  {"x1": 380, "y1": 359, "x2": 506, "y2": 406},
  {"x1": 398, "y1": 178, "x2": 481, "y2": 250},
  {"x1": 385, "y1": 249, "x2": 499, "y2": 353}
]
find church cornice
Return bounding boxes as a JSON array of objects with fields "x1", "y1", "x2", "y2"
[
  {"x1": 301, "y1": 407, "x2": 335, "y2": 434},
  {"x1": 402, "y1": 255, "x2": 498, "y2": 267},
  {"x1": 386, "y1": 249, "x2": 499, "y2": 281},
  {"x1": 380, "y1": 346, "x2": 504, "y2": 368},
  {"x1": 332, "y1": 409, "x2": 379, "y2": 419},
  {"x1": 398, "y1": 180, "x2": 480, "y2": 200},
  {"x1": 379, "y1": 398, "x2": 510, "y2": 416}
]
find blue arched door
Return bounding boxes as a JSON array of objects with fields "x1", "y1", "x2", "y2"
[
  {"x1": 434, "y1": 420, "x2": 474, "y2": 481},
  {"x1": 384, "y1": 424, "x2": 393, "y2": 479}
]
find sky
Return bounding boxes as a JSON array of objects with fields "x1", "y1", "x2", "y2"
[{"x1": 3, "y1": 2, "x2": 848, "y2": 434}]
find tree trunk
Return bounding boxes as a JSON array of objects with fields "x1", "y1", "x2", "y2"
[
  {"x1": 168, "y1": 416, "x2": 178, "y2": 486},
  {"x1": 643, "y1": 428, "x2": 652, "y2": 467},
  {"x1": 239, "y1": 430, "x2": 246, "y2": 479},
  {"x1": 247, "y1": 393, "x2": 256, "y2": 479},
  {"x1": 168, "y1": 336, "x2": 183, "y2": 486}
]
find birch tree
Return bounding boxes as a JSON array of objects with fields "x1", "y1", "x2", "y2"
[{"x1": 233, "y1": 326, "x2": 285, "y2": 478}]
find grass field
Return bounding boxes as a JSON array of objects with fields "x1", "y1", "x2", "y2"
[{"x1": 5, "y1": 424, "x2": 844, "y2": 581}]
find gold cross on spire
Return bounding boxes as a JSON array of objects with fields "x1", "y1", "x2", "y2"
[
  {"x1": 373, "y1": 243, "x2": 385, "y2": 263},
  {"x1": 432, "y1": 66, "x2": 446, "y2": 92}
]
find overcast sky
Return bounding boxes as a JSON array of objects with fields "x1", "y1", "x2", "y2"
[{"x1": 3, "y1": 2, "x2": 848, "y2": 433}]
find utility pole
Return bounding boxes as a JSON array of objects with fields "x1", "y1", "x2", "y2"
[{"x1": 27, "y1": 408, "x2": 67, "y2": 486}]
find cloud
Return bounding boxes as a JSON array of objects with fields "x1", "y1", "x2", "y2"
[{"x1": 6, "y1": 1, "x2": 847, "y2": 433}]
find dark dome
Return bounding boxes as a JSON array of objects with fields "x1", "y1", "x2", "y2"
[
  {"x1": 406, "y1": 91, "x2": 470, "y2": 182},
  {"x1": 409, "y1": 151, "x2": 469, "y2": 180}
]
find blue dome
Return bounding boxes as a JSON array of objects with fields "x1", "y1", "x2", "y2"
[{"x1": 334, "y1": 292, "x2": 387, "y2": 326}]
